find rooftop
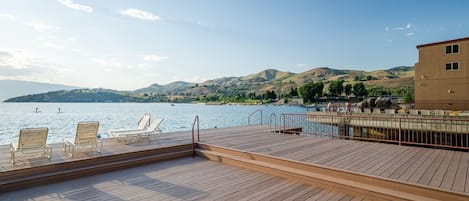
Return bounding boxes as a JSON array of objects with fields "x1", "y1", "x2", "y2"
[{"x1": 416, "y1": 36, "x2": 469, "y2": 49}]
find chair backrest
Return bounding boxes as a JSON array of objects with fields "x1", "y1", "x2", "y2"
[
  {"x1": 137, "y1": 113, "x2": 151, "y2": 130},
  {"x1": 147, "y1": 118, "x2": 163, "y2": 132},
  {"x1": 18, "y1": 128, "x2": 48, "y2": 151},
  {"x1": 75, "y1": 121, "x2": 99, "y2": 144}
]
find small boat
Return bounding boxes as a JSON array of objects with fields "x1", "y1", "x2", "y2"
[{"x1": 170, "y1": 104, "x2": 175, "y2": 106}]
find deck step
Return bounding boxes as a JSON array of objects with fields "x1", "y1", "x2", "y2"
[
  {"x1": 0, "y1": 144, "x2": 193, "y2": 193},
  {"x1": 196, "y1": 143, "x2": 468, "y2": 201}
]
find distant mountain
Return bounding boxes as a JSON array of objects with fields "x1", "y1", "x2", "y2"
[
  {"x1": 242, "y1": 69, "x2": 295, "y2": 82},
  {"x1": 5, "y1": 88, "x2": 150, "y2": 102},
  {"x1": 134, "y1": 66, "x2": 414, "y2": 97},
  {"x1": 5, "y1": 66, "x2": 415, "y2": 102},
  {"x1": 135, "y1": 81, "x2": 194, "y2": 95},
  {"x1": 0, "y1": 80, "x2": 78, "y2": 101}
]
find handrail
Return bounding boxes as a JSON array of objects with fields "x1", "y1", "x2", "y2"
[
  {"x1": 280, "y1": 113, "x2": 286, "y2": 132},
  {"x1": 248, "y1": 109, "x2": 263, "y2": 125},
  {"x1": 269, "y1": 113, "x2": 277, "y2": 132},
  {"x1": 192, "y1": 115, "x2": 199, "y2": 157}
]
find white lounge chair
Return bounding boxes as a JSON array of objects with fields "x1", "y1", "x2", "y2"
[
  {"x1": 110, "y1": 113, "x2": 151, "y2": 143},
  {"x1": 111, "y1": 118, "x2": 164, "y2": 143},
  {"x1": 64, "y1": 121, "x2": 102, "y2": 156},
  {"x1": 10, "y1": 127, "x2": 52, "y2": 164}
]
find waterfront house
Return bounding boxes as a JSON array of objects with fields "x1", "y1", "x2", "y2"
[{"x1": 414, "y1": 37, "x2": 469, "y2": 110}]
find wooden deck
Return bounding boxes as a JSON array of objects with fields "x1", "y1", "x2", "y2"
[
  {"x1": 0, "y1": 157, "x2": 360, "y2": 201},
  {"x1": 1, "y1": 125, "x2": 469, "y2": 199},
  {"x1": 195, "y1": 126, "x2": 469, "y2": 194}
]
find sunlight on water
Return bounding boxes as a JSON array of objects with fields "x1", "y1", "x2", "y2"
[{"x1": 0, "y1": 103, "x2": 306, "y2": 145}]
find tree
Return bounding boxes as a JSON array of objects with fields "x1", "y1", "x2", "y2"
[
  {"x1": 354, "y1": 76, "x2": 360, "y2": 81},
  {"x1": 263, "y1": 90, "x2": 277, "y2": 100},
  {"x1": 352, "y1": 83, "x2": 368, "y2": 97},
  {"x1": 344, "y1": 84, "x2": 352, "y2": 96},
  {"x1": 328, "y1": 80, "x2": 344, "y2": 96},
  {"x1": 289, "y1": 87, "x2": 298, "y2": 97},
  {"x1": 298, "y1": 81, "x2": 324, "y2": 103},
  {"x1": 368, "y1": 87, "x2": 391, "y2": 96},
  {"x1": 404, "y1": 91, "x2": 414, "y2": 103},
  {"x1": 247, "y1": 92, "x2": 257, "y2": 99}
]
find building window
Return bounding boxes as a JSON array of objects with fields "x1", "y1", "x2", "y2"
[
  {"x1": 446, "y1": 44, "x2": 459, "y2": 54},
  {"x1": 453, "y1": 45, "x2": 459, "y2": 53},
  {"x1": 453, "y1": 62, "x2": 459, "y2": 70},
  {"x1": 446, "y1": 63, "x2": 452, "y2": 70},
  {"x1": 446, "y1": 62, "x2": 459, "y2": 70},
  {"x1": 446, "y1": 45, "x2": 452, "y2": 54}
]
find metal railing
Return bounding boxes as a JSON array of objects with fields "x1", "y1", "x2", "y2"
[
  {"x1": 248, "y1": 109, "x2": 263, "y2": 126},
  {"x1": 192, "y1": 115, "x2": 199, "y2": 157},
  {"x1": 279, "y1": 113, "x2": 469, "y2": 150},
  {"x1": 269, "y1": 113, "x2": 277, "y2": 132}
]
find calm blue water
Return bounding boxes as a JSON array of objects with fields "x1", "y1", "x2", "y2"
[{"x1": 0, "y1": 103, "x2": 306, "y2": 145}]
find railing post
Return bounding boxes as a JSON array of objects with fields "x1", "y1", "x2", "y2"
[
  {"x1": 270, "y1": 113, "x2": 277, "y2": 133},
  {"x1": 192, "y1": 125, "x2": 195, "y2": 157},
  {"x1": 260, "y1": 110, "x2": 263, "y2": 125},
  {"x1": 281, "y1": 114, "x2": 286, "y2": 132},
  {"x1": 192, "y1": 115, "x2": 199, "y2": 157},
  {"x1": 330, "y1": 115, "x2": 334, "y2": 139},
  {"x1": 399, "y1": 118, "x2": 402, "y2": 146},
  {"x1": 248, "y1": 110, "x2": 263, "y2": 126}
]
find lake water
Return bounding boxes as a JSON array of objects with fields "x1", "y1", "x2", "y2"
[{"x1": 0, "y1": 103, "x2": 306, "y2": 145}]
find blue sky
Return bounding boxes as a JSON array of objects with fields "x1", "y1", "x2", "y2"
[{"x1": 0, "y1": 0, "x2": 467, "y2": 90}]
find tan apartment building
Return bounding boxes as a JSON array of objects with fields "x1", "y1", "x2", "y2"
[{"x1": 414, "y1": 37, "x2": 469, "y2": 110}]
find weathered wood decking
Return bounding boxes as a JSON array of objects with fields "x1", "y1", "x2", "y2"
[
  {"x1": 197, "y1": 126, "x2": 469, "y2": 194},
  {"x1": 0, "y1": 157, "x2": 359, "y2": 201},
  {"x1": 1, "y1": 125, "x2": 469, "y2": 199}
]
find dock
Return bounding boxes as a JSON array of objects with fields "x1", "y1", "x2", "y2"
[{"x1": 1, "y1": 125, "x2": 468, "y2": 200}]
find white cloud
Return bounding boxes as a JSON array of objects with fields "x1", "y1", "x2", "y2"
[
  {"x1": 0, "y1": 48, "x2": 54, "y2": 76},
  {"x1": 93, "y1": 58, "x2": 159, "y2": 72},
  {"x1": 67, "y1": 37, "x2": 77, "y2": 42},
  {"x1": 120, "y1": 8, "x2": 160, "y2": 21},
  {"x1": 71, "y1": 48, "x2": 81, "y2": 52},
  {"x1": 92, "y1": 58, "x2": 127, "y2": 69},
  {"x1": 44, "y1": 42, "x2": 65, "y2": 50},
  {"x1": 0, "y1": 13, "x2": 16, "y2": 20},
  {"x1": 57, "y1": 0, "x2": 93, "y2": 13},
  {"x1": 142, "y1": 54, "x2": 168, "y2": 62},
  {"x1": 388, "y1": 23, "x2": 412, "y2": 31},
  {"x1": 392, "y1": 27, "x2": 405, "y2": 31},
  {"x1": 24, "y1": 21, "x2": 60, "y2": 32}
]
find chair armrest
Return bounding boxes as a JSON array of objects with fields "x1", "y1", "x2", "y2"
[
  {"x1": 10, "y1": 141, "x2": 18, "y2": 152},
  {"x1": 63, "y1": 138, "x2": 75, "y2": 146}
]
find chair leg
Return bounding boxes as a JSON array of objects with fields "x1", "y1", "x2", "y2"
[
  {"x1": 70, "y1": 145, "x2": 74, "y2": 157},
  {"x1": 10, "y1": 152, "x2": 15, "y2": 164},
  {"x1": 98, "y1": 141, "x2": 103, "y2": 153},
  {"x1": 47, "y1": 147, "x2": 52, "y2": 159}
]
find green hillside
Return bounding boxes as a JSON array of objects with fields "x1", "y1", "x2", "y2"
[{"x1": 4, "y1": 66, "x2": 415, "y2": 103}]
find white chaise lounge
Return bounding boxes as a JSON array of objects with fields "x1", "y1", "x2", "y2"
[
  {"x1": 64, "y1": 121, "x2": 102, "y2": 156},
  {"x1": 111, "y1": 118, "x2": 164, "y2": 143},
  {"x1": 110, "y1": 113, "x2": 152, "y2": 143},
  {"x1": 10, "y1": 127, "x2": 52, "y2": 164}
]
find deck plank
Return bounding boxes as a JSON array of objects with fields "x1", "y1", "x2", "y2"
[
  {"x1": 452, "y1": 153, "x2": 469, "y2": 193},
  {"x1": 439, "y1": 151, "x2": 462, "y2": 190},
  {"x1": 426, "y1": 151, "x2": 455, "y2": 186}
]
